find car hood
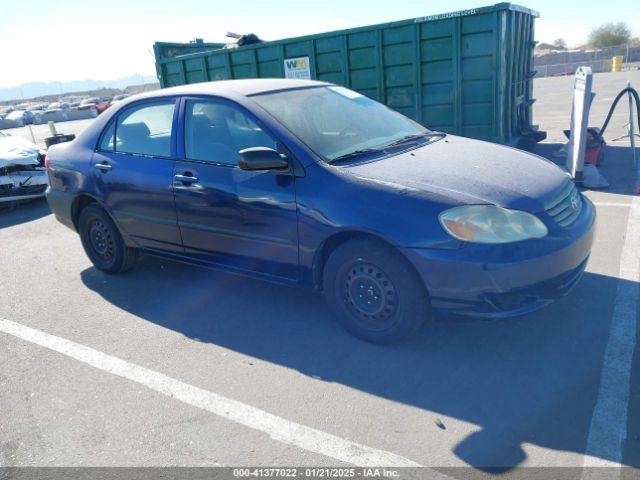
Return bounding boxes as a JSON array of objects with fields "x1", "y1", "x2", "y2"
[
  {"x1": 0, "y1": 135, "x2": 42, "y2": 168},
  {"x1": 344, "y1": 135, "x2": 570, "y2": 213}
]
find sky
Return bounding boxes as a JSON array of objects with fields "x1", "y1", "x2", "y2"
[{"x1": 0, "y1": 0, "x2": 637, "y2": 89}]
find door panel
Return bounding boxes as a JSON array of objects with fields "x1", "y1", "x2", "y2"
[
  {"x1": 93, "y1": 151, "x2": 182, "y2": 251},
  {"x1": 91, "y1": 99, "x2": 183, "y2": 252},
  {"x1": 173, "y1": 97, "x2": 299, "y2": 280}
]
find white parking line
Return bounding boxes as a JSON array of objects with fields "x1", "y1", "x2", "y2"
[
  {"x1": 0, "y1": 317, "x2": 437, "y2": 470},
  {"x1": 592, "y1": 201, "x2": 632, "y2": 208},
  {"x1": 582, "y1": 196, "x2": 640, "y2": 476}
]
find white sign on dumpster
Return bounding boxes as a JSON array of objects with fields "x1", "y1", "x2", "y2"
[
  {"x1": 566, "y1": 66, "x2": 594, "y2": 180},
  {"x1": 284, "y1": 57, "x2": 311, "y2": 80}
]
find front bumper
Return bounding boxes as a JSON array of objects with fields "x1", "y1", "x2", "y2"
[
  {"x1": 0, "y1": 169, "x2": 48, "y2": 203},
  {"x1": 401, "y1": 197, "x2": 596, "y2": 318}
]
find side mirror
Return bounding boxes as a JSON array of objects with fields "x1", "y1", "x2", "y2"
[{"x1": 238, "y1": 147, "x2": 288, "y2": 171}]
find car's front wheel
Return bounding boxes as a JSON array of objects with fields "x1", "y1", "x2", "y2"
[
  {"x1": 78, "y1": 204, "x2": 137, "y2": 274},
  {"x1": 323, "y1": 238, "x2": 430, "y2": 344}
]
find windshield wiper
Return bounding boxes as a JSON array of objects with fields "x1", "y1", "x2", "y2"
[
  {"x1": 328, "y1": 132, "x2": 446, "y2": 164},
  {"x1": 328, "y1": 148, "x2": 385, "y2": 164},
  {"x1": 383, "y1": 132, "x2": 445, "y2": 149}
]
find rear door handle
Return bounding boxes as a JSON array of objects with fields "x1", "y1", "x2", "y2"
[
  {"x1": 174, "y1": 174, "x2": 199, "y2": 184},
  {"x1": 94, "y1": 162, "x2": 112, "y2": 171}
]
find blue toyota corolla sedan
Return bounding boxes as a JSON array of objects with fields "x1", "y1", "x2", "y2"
[{"x1": 45, "y1": 79, "x2": 595, "y2": 343}]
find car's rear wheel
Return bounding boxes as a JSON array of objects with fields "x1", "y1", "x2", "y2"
[
  {"x1": 323, "y1": 238, "x2": 430, "y2": 344},
  {"x1": 78, "y1": 204, "x2": 137, "y2": 274}
]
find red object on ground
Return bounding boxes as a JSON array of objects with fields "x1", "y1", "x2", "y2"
[
  {"x1": 585, "y1": 146, "x2": 601, "y2": 165},
  {"x1": 584, "y1": 129, "x2": 605, "y2": 166},
  {"x1": 563, "y1": 127, "x2": 605, "y2": 166}
]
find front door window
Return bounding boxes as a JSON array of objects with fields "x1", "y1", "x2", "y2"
[{"x1": 184, "y1": 100, "x2": 277, "y2": 165}]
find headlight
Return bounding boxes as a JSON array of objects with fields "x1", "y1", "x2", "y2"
[{"x1": 439, "y1": 205, "x2": 548, "y2": 243}]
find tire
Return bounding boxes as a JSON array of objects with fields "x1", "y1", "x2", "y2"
[
  {"x1": 323, "y1": 238, "x2": 430, "y2": 344},
  {"x1": 78, "y1": 203, "x2": 138, "y2": 274}
]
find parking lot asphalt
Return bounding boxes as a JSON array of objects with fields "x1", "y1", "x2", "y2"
[
  {"x1": 1, "y1": 72, "x2": 639, "y2": 476},
  {"x1": 534, "y1": 69, "x2": 640, "y2": 143}
]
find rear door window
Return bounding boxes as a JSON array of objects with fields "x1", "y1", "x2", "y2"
[{"x1": 114, "y1": 101, "x2": 175, "y2": 157}]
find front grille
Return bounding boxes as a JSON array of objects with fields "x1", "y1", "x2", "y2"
[{"x1": 545, "y1": 181, "x2": 582, "y2": 227}]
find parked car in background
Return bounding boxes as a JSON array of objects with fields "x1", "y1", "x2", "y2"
[
  {"x1": 0, "y1": 131, "x2": 48, "y2": 204},
  {"x1": 47, "y1": 102, "x2": 70, "y2": 111},
  {"x1": 4, "y1": 110, "x2": 26, "y2": 127},
  {"x1": 79, "y1": 97, "x2": 110, "y2": 114},
  {"x1": 111, "y1": 94, "x2": 129, "y2": 105},
  {"x1": 22, "y1": 111, "x2": 35, "y2": 125},
  {"x1": 45, "y1": 79, "x2": 595, "y2": 343}
]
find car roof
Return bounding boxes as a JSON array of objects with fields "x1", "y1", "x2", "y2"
[
  {"x1": 132, "y1": 78, "x2": 330, "y2": 101},
  {"x1": 71, "y1": 79, "x2": 334, "y2": 147}
]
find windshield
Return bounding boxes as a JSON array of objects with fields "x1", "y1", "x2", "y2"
[{"x1": 252, "y1": 86, "x2": 432, "y2": 162}]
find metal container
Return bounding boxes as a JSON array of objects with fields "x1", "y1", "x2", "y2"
[
  {"x1": 153, "y1": 39, "x2": 226, "y2": 61},
  {"x1": 44, "y1": 134, "x2": 75, "y2": 149},
  {"x1": 154, "y1": 3, "x2": 544, "y2": 147},
  {"x1": 611, "y1": 55, "x2": 624, "y2": 72}
]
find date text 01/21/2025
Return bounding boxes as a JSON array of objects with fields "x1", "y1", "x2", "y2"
[{"x1": 232, "y1": 468, "x2": 402, "y2": 478}]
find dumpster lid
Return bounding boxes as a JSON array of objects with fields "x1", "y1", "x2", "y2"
[
  {"x1": 156, "y1": 3, "x2": 539, "y2": 63},
  {"x1": 413, "y1": 3, "x2": 539, "y2": 23}
]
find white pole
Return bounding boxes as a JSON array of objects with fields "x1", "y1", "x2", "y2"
[
  {"x1": 566, "y1": 66, "x2": 593, "y2": 182},
  {"x1": 629, "y1": 81, "x2": 637, "y2": 169},
  {"x1": 47, "y1": 121, "x2": 57, "y2": 137},
  {"x1": 27, "y1": 124, "x2": 37, "y2": 144}
]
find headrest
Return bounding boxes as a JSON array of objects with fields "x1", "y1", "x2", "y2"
[{"x1": 118, "y1": 122, "x2": 150, "y2": 143}]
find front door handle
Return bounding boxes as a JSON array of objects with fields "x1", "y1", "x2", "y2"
[
  {"x1": 174, "y1": 174, "x2": 199, "y2": 184},
  {"x1": 94, "y1": 162, "x2": 112, "y2": 171}
]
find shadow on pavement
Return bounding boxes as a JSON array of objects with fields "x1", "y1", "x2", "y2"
[
  {"x1": 0, "y1": 198, "x2": 51, "y2": 229},
  {"x1": 81, "y1": 254, "x2": 631, "y2": 471}
]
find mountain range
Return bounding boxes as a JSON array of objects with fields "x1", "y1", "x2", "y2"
[{"x1": 0, "y1": 74, "x2": 158, "y2": 102}]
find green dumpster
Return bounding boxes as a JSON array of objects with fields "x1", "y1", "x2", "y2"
[
  {"x1": 153, "y1": 39, "x2": 226, "y2": 60},
  {"x1": 154, "y1": 3, "x2": 545, "y2": 147}
]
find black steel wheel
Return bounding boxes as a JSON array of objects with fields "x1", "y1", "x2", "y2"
[
  {"x1": 343, "y1": 262, "x2": 398, "y2": 331},
  {"x1": 323, "y1": 238, "x2": 430, "y2": 344},
  {"x1": 78, "y1": 203, "x2": 138, "y2": 274},
  {"x1": 88, "y1": 218, "x2": 115, "y2": 263}
]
